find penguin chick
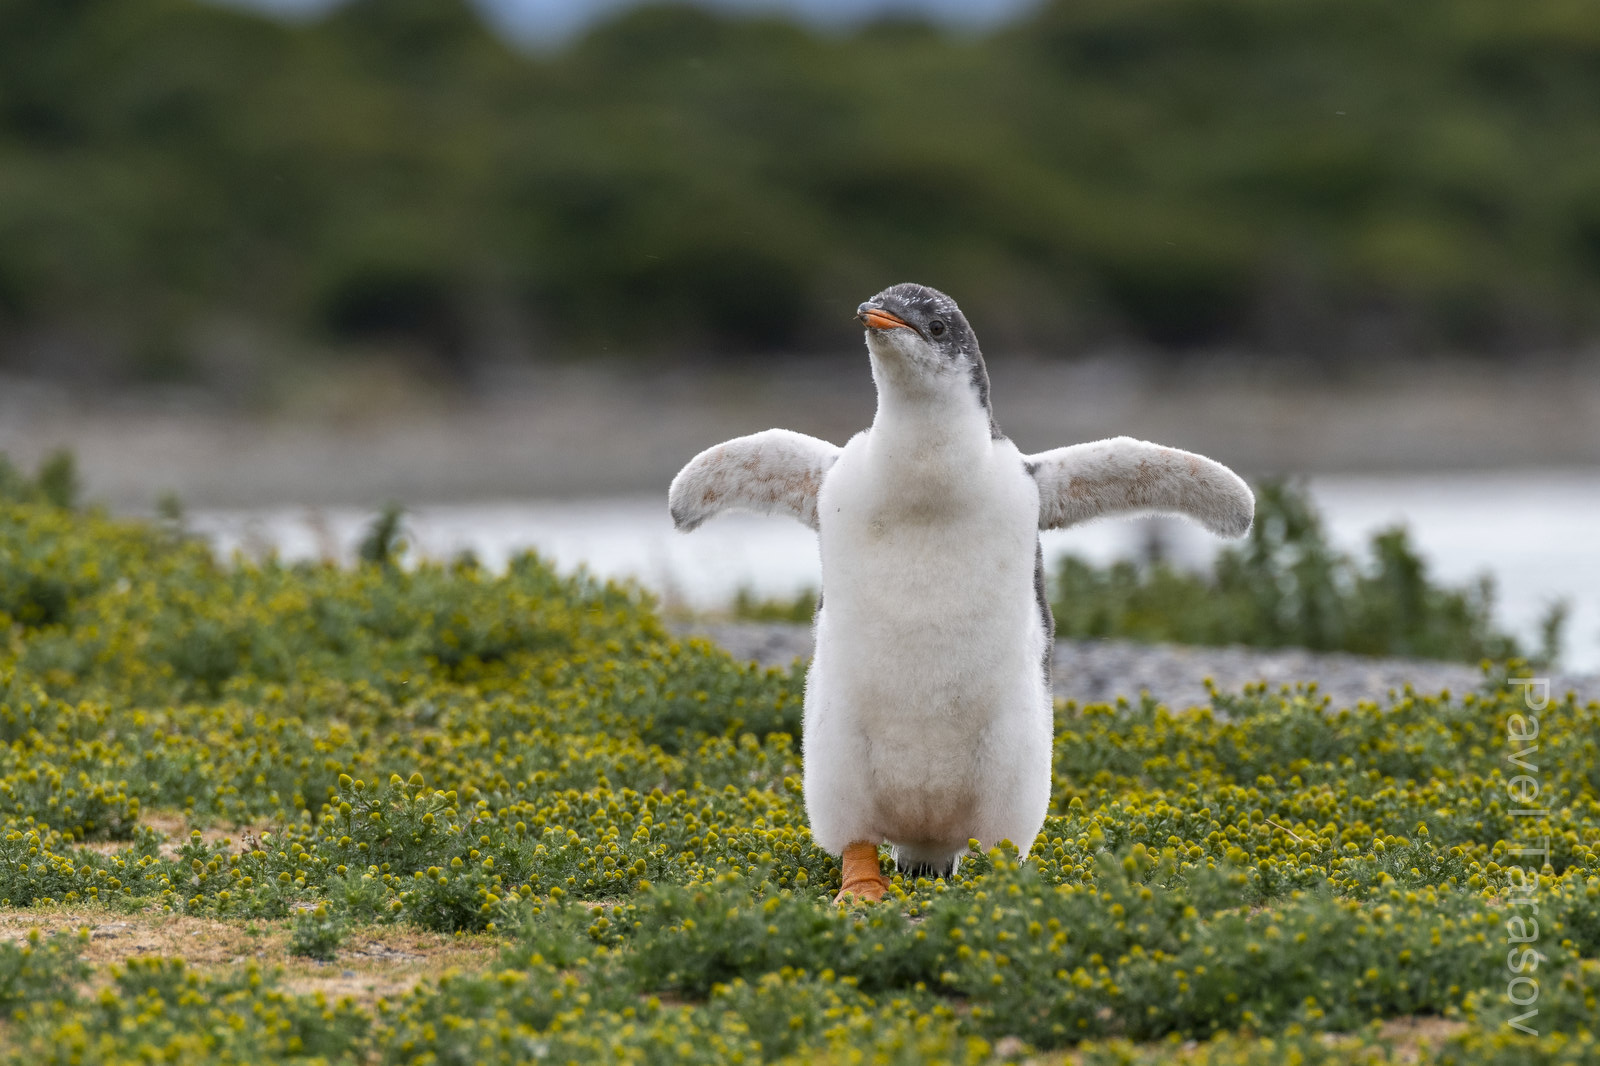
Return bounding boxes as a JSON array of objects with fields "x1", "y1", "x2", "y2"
[{"x1": 669, "y1": 282, "x2": 1254, "y2": 903}]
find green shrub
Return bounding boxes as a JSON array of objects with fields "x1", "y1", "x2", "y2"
[
  {"x1": 0, "y1": 452, "x2": 77, "y2": 510},
  {"x1": 0, "y1": 930, "x2": 89, "y2": 1012},
  {"x1": 288, "y1": 903, "x2": 347, "y2": 960},
  {"x1": 7, "y1": 957, "x2": 371, "y2": 1064},
  {"x1": 1051, "y1": 480, "x2": 1560, "y2": 664},
  {"x1": 730, "y1": 586, "x2": 817, "y2": 624},
  {"x1": 357, "y1": 502, "x2": 408, "y2": 568}
]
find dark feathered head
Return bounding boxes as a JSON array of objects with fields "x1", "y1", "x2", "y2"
[{"x1": 856, "y1": 282, "x2": 1000, "y2": 438}]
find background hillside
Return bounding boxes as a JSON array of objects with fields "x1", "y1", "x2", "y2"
[{"x1": 4, "y1": 0, "x2": 1600, "y2": 391}]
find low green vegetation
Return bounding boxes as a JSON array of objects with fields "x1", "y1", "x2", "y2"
[
  {"x1": 728, "y1": 585, "x2": 818, "y2": 625},
  {"x1": 0, "y1": 456, "x2": 1595, "y2": 1062},
  {"x1": 4, "y1": 0, "x2": 1600, "y2": 379},
  {"x1": 1051, "y1": 480, "x2": 1565, "y2": 665},
  {"x1": 287, "y1": 903, "x2": 349, "y2": 962}
]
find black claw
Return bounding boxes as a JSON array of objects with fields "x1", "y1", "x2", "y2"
[{"x1": 895, "y1": 858, "x2": 957, "y2": 881}]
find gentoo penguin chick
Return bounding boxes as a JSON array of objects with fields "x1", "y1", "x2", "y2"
[{"x1": 669, "y1": 282, "x2": 1254, "y2": 903}]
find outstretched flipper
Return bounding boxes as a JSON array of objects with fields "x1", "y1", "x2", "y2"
[
  {"x1": 1026, "y1": 436, "x2": 1254, "y2": 537},
  {"x1": 669, "y1": 429, "x2": 840, "y2": 532}
]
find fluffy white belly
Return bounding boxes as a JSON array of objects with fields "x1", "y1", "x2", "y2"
[
  {"x1": 819, "y1": 528, "x2": 1035, "y2": 713},
  {"x1": 807, "y1": 476, "x2": 1047, "y2": 847}
]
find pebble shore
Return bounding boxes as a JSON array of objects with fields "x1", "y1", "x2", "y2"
[{"x1": 673, "y1": 621, "x2": 1600, "y2": 711}]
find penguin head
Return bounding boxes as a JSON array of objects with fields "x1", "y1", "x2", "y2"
[{"x1": 857, "y1": 282, "x2": 999, "y2": 434}]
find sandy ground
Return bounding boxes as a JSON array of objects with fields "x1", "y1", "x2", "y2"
[{"x1": 3, "y1": 355, "x2": 1598, "y2": 508}]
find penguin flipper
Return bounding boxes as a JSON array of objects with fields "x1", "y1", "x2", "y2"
[
  {"x1": 669, "y1": 428, "x2": 840, "y2": 532},
  {"x1": 1026, "y1": 436, "x2": 1254, "y2": 537}
]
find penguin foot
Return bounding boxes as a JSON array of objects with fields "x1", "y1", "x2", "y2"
[
  {"x1": 833, "y1": 841, "x2": 890, "y2": 904},
  {"x1": 892, "y1": 847, "x2": 960, "y2": 882}
]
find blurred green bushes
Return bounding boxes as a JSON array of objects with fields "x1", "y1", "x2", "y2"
[
  {"x1": 2, "y1": 0, "x2": 1599, "y2": 380},
  {"x1": 1051, "y1": 480, "x2": 1564, "y2": 665}
]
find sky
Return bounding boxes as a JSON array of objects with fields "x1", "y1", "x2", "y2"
[{"x1": 213, "y1": 0, "x2": 1042, "y2": 44}]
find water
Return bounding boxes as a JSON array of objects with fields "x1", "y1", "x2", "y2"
[
  {"x1": 218, "y1": 0, "x2": 1041, "y2": 45},
  {"x1": 188, "y1": 470, "x2": 1600, "y2": 671}
]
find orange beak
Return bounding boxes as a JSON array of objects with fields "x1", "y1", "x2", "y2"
[{"x1": 858, "y1": 308, "x2": 913, "y2": 332}]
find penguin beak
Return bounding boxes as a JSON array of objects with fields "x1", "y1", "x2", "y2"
[{"x1": 857, "y1": 304, "x2": 913, "y2": 332}]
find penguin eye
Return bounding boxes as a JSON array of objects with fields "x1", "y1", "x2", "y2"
[{"x1": 928, "y1": 319, "x2": 946, "y2": 337}]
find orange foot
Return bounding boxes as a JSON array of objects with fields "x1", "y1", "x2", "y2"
[{"x1": 833, "y1": 840, "x2": 890, "y2": 904}]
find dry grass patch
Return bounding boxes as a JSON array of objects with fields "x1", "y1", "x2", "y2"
[
  {"x1": 279, "y1": 929, "x2": 502, "y2": 1008},
  {"x1": 75, "y1": 809, "x2": 245, "y2": 858},
  {"x1": 1369, "y1": 1016, "x2": 1472, "y2": 1061},
  {"x1": 0, "y1": 905, "x2": 500, "y2": 1010}
]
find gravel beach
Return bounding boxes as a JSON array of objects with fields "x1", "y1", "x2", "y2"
[{"x1": 673, "y1": 621, "x2": 1600, "y2": 711}]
